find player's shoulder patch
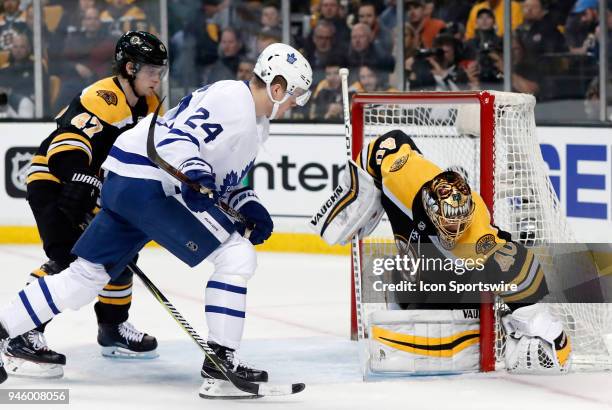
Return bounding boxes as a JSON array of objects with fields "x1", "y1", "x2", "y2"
[
  {"x1": 389, "y1": 154, "x2": 409, "y2": 172},
  {"x1": 476, "y1": 233, "x2": 497, "y2": 255},
  {"x1": 80, "y1": 77, "x2": 131, "y2": 127},
  {"x1": 379, "y1": 137, "x2": 397, "y2": 150},
  {"x1": 96, "y1": 89, "x2": 118, "y2": 106}
]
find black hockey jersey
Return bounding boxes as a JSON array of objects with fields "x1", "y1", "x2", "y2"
[{"x1": 27, "y1": 76, "x2": 160, "y2": 185}]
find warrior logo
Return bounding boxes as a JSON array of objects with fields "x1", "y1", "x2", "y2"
[
  {"x1": 97, "y1": 90, "x2": 118, "y2": 106},
  {"x1": 5, "y1": 147, "x2": 36, "y2": 198}
]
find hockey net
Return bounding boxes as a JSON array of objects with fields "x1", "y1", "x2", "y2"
[{"x1": 350, "y1": 91, "x2": 612, "y2": 371}]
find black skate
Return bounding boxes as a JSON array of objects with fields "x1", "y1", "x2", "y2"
[
  {"x1": 199, "y1": 342, "x2": 268, "y2": 399},
  {"x1": 0, "y1": 322, "x2": 8, "y2": 383},
  {"x1": 3, "y1": 330, "x2": 65, "y2": 378},
  {"x1": 97, "y1": 322, "x2": 158, "y2": 359}
]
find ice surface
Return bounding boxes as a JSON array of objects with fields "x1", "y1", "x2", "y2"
[{"x1": 0, "y1": 246, "x2": 611, "y2": 410}]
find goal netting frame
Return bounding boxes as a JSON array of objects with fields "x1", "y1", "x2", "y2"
[{"x1": 349, "y1": 90, "x2": 612, "y2": 372}]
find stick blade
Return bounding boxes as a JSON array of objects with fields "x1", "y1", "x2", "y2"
[{"x1": 258, "y1": 382, "x2": 306, "y2": 397}]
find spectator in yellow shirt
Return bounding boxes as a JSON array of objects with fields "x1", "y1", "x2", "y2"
[{"x1": 465, "y1": 0, "x2": 524, "y2": 40}]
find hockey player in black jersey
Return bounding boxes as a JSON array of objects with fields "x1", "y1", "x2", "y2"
[{"x1": 2, "y1": 31, "x2": 168, "y2": 378}]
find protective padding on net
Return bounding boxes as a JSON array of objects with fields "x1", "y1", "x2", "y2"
[{"x1": 356, "y1": 91, "x2": 612, "y2": 370}]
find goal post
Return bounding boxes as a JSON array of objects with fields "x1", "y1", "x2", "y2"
[{"x1": 348, "y1": 90, "x2": 612, "y2": 372}]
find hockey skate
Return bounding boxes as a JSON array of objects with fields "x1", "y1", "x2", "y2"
[
  {"x1": 3, "y1": 330, "x2": 65, "y2": 378},
  {"x1": 0, "y1": 322, "x2": 8, "y2": 384},
  {"x1": 199, "y1": 342, "x2": 268, "y2": 399},
  {"x1": 98, "y1": 322, "x2": 158, "y2": 359}
]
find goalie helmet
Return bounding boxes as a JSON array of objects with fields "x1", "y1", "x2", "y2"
[
  {"x1": 115, "y1": 31, "x2": 168, "y2": 78},
  {"x1": 253, "y1": 42, "x2": 313, "y2": 119},
  {"x1": 422, "y1": 171, "x2": 475, "y2": 248}
]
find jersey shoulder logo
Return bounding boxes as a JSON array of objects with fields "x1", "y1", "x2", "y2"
[
  {"x1": 96, "y1": 90, "x2": 118, "y2": 106},
  {"x1": 389, "y1": 155, "x2": 408, "y2": 172},
  {"x1": 379, "y1": 137, "x2": 396, "y2": 150},
  {"x1": 476, "y1": 234, "x2": 497, "y2": 255}
]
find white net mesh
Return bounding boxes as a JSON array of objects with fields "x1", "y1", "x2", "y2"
[{"x1": 354, "y1": 91, "x2": 612, "y2": 371}]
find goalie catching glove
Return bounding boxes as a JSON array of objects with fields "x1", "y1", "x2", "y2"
[{"x1": 502, "y1": 304, "x2": 572, "y2": 374}]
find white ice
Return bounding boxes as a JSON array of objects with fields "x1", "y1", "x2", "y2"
[{"x1": 0, "y1": 245, "x2": 611, "y2": 410}]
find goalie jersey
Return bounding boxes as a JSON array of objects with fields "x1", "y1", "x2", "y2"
[
  {"x1": 26, "y1": 76, "x2": 160, "y2": 187},
  {"x1": 357, "y1": 130, "x2": 548, "y2": 305}
]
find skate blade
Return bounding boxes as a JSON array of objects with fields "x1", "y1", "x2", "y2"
[
  {"x1": 101, "y1": 346, "x2": 159, "y2": 360},
  {"x1": 3, "y1": 356, "x2": 64, "y2": 379},
  {"x1": 198, "y1": 378, "x2": 263, "y2": 400}
]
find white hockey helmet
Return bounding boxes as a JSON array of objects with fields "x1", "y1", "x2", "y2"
[{"x1": 253, "y1": 42, "x2": 313, "y2": 119}]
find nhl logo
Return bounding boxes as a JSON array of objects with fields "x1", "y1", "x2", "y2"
[
  {"x1": 5, "y1": 147, "x2": 36, "y2": 198},
  {"x1": 418, "y1": 221, "x2": 426, "y2": 231},
  {"x1": 186, "y1": 241, "x2": 198, "y2": 252},
  {"x1": 11, "y1": 152, "x2": 32, "y2": 191}
]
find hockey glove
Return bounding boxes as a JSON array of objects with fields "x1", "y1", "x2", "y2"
[
  {"x1": 58, "y1": 171, "x2": 102, "y2": 227},
  {"x1": 235, "y1": 201, "x2": 273, "y2": 245},
  {"x1": 181, "y1": 170, "x2": 217, "y2": 213}
]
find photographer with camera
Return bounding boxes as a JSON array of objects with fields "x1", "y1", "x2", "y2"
[
  {"x1": 465, "y1": 9, "x2": 504, "y2": 87},
  {"x1": 405, "y1": 33, "x2": 479, "y2": 92}
]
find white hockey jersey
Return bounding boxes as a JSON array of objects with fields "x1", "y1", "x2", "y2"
[{"x1": 102, "y1": 80, "x2": 269, "y2": 197}]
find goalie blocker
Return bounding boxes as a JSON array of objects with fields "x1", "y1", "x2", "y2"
[{"x1": 310, "y1": 130, "x2": 572, "y2": 375}]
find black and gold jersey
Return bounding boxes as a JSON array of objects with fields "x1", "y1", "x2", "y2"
[
  {"x1": 357, "y1": 129, "x2": 548, "y2": 305},
  {"x1": 27, "y1": 76, "x2": 160, "y2": 185}
]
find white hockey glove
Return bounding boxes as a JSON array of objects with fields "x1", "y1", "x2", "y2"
[{"x1": 501, "y1": 304, "x2": 572, "y2": 374}]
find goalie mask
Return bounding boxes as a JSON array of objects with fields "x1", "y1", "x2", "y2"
[{"x1": 422, "y1": 171, "x2": 475, "y2": 248}]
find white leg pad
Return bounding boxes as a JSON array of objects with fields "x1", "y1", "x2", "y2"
[
  {"x1": 205, "y1": 233, "x2": 256, "y2": 350},
  {"x1": 0, "y1": 258, "x2": 110, "y2": 338}
]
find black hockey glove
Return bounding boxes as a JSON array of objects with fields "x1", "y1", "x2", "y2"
[
  {"x1": 58, "y1": 171, "x2": 102, "y2": 227},
  {"x1": 235, "y1": 201, "x2": 273, "y2": 245}
]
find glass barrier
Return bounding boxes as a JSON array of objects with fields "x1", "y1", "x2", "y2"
[{"x1": 0, "y1": 0, "x2": 608, "y2": 124}]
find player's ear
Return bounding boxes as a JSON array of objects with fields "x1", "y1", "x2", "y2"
[
  {"x1": 270, "y1": 82, "x2": 284, "y2": 99},
  {"x1": 125, "y1": 62, "x2": 136, "y2": 76}
]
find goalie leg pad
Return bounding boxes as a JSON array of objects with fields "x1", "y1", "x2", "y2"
[
  {"x1": 367, "y1": 309, "x2": 480, "y2": 375},
  {"x1": 502, "y1": 304, "x2": 571, "y2": 373}
]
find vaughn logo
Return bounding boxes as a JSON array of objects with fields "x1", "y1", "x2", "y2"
[
  {"x1": 5, "y1": 147, "x2": 36, "y2": 198},
  {"x1": 310, "y1": 184, "x2": 344, "y2": 227}
]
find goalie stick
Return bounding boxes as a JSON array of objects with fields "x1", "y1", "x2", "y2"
[
  {"x1": 145, "y1": 98, "x2": 253, "y2": 236},
  {"x1": 339, "y1": 68, "x2": 365, "y2": 341},
  {"x1": 143, "y1": 99, "x2": 304, "y2": 397}
]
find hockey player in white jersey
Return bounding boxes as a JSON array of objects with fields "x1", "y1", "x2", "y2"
[{"x1": 0, "y1": 43, "x2": 313, "y2": 397}]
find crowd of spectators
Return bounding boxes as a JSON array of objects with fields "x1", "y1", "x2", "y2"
[
  {"x1": 165, "y1": 0, "x2": 610, "y2": 121},
  {"x1": 0, "y1": 0, "x2": 609, "y2": 120}
]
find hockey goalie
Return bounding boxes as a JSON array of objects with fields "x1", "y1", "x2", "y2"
[{"x1": 311, "y1": 129, "x2": 572, "y2": 375}]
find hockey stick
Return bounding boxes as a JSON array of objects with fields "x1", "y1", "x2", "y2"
[
  {"x1": 145, "y1": 98, "x2": 253, "y2": 236},
  {"x1": 127, "y1": 262, "x2": 305, "y2": 397},
  {"x1": 339, "y1": 68, "x2": 366, "y2": 341}
]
